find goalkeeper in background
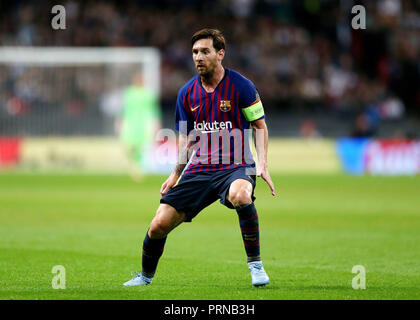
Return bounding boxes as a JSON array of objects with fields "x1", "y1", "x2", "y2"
[{"x1": 116, "y1": 72, "x2": 161, "y2": 179}]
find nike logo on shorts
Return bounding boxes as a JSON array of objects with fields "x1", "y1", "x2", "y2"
[{"x1": 191, "y1": 105, "x2": 200, "y2": 111}]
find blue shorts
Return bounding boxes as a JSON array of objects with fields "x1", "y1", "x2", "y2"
[{"x1": 160, "y1": 166, "x2": 256, "y2": 222}]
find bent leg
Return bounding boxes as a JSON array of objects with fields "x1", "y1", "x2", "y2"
[
  {"x1": 142, "y1": 204, "x2": 185, "y2": 278},
  {"x1": 148, "y1": 203, "x2": 186, "y2": 239},
  {"x1": 227, "y1": 179, "x2": 261, "y2": 263},
  {"x1": 227, "y1": 179, "x2": 254, "y2": 207}
]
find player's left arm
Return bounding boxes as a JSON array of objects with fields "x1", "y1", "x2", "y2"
[
  {"x1": 240, "y1": 79, "x2": 275, "y2": 196},
  {"x1": 251, "y1": 118, "x2": 275, "y2": 196}
]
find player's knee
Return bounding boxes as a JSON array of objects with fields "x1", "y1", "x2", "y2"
[
  {"x1": 149, "y1": 209, "x2": 171, "y2": 238},
  {"x1": 229, "y1": 188, "x2": 252, "y2": 207},
  {"x1": 149, "y1": 217, "x2": 169, "y2": 238}
]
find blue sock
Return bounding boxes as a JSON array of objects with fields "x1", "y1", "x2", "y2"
[
  {"x1": 236, "y1": 203, "x2": 260, "y2": 263},
  {"x1": 141, "y1": 231, "x2": 167, "y2": 278}
]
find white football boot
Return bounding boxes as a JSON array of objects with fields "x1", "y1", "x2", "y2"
[
  {"x1": 123, "y1": 271, "x2": 153, "y2": 286},
  {"x1": 248, "y1": 261, "x2": 270, "y2": 286}
]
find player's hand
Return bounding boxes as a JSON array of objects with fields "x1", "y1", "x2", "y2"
[
  {"x1": 160, "y1": 173, "x2": 179, "y2": 196},
  {"x1": 257, "y1": 166, "x2": 275, "y2": 196}
]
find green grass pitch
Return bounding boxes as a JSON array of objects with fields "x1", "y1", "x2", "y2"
[{"x1": 0, "y1": 172, "x2": 419, "y2": 300}]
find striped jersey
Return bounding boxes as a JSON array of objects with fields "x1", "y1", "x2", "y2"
[{"x1": 174, "y1": 68, "x2": 265, "y2": 175}]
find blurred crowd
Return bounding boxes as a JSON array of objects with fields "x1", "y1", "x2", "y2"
[{"x1": 0, "y1": 0, "x2": 419, "y2": 137}]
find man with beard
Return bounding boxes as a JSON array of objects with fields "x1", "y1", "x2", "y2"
[{"x1": 123, "y1": 28, "x2": 275, "y2": 287}]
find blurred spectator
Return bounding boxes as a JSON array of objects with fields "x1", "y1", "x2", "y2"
[
  {"x1": 351, "y1": 113, "x2": 376, "y2": 138},
  {"x1": 300, "y1": 118, "x2": 320, "y2": 138}
]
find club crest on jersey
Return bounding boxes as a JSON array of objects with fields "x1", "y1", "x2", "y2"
[{"x1": 220, "y1": 100, "x2": 231, "y2": 112}]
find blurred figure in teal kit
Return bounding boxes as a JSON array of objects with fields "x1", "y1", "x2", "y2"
[{"x1": 115, "y1": 72, "x2": 161, "y2": 179}]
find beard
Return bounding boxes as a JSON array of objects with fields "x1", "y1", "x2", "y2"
[{"x1": 196, "y1": 61, "x2": 217, "y2": 79}]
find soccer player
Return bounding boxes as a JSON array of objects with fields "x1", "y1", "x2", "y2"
[
  {"x1": 123, "y1": 28, "x2": 275, "y2": 287},
  {"x1": 116, "y1": 72, "x2": 161, "y2": 179}
]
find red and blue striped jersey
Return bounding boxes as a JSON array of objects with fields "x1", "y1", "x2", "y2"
[{"x1": 174, "y1": 68, "x2": 264, "y2": 175}]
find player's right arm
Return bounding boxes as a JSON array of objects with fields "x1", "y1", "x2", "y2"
[
  {"x1": 160, "y1": 86, "x2": 193, "y2": 196},
  {"x1": 160, "y1": 132, "x2": 189, "y2": 196}
]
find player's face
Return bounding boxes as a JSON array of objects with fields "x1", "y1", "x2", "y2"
[{"x1": 192, "y1": 38, "x2": 224, "y2": 77}]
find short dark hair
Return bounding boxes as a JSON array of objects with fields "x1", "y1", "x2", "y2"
[{"x1": 191, "y1": 28, "x2": 226, "y2": 52}]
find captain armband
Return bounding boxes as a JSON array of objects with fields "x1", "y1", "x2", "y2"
[{"x1": 242, "y1": 100, "x2": 265, "y2": 122}]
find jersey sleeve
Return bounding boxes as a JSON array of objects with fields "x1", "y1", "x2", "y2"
[
  {"x1": 238, "y1": 80, "x2": 265, "y2": 122},
  {"x1": 174, "y1": 88, "x2": 194, "y2": 134}
]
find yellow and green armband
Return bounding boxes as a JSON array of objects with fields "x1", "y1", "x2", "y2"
[{"x1": 242, "y1": 100, "x2": 265, "y2": 122}]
